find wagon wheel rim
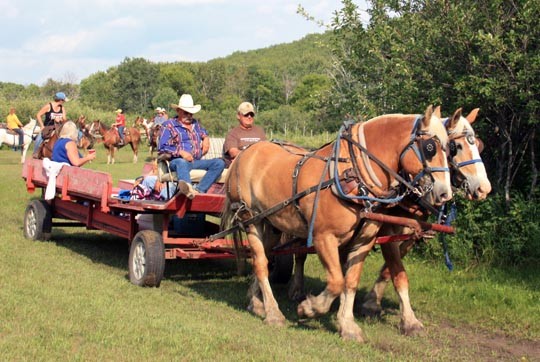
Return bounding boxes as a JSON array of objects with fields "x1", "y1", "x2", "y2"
[
  {"x1": 132, "y1": 241, "x2": 146, "y2": 280},
  {"x1": 26, "y1": 207, "x2": 37, "y2": 238}
]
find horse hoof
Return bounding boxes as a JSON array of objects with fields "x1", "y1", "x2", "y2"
[
  {"x1": 247, "y1": 299, "x2": 265, "y2": 318},
  {"x1": 400, "y1": 320, "x2": 425, "y2": 337},
  {"x1": 340, "y1": 329, "x2": 366, "y2": 343},
  {"x1": 264, "y1": 313, "x2": 286, "y2": 327},
  {"x1": 297, "y1": 298, "x2": 315, "y2": 318},
  {"x1": 339, "y1": 320, "x2": 366, "y2": 343}
]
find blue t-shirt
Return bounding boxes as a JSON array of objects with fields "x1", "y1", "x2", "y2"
[{"x1": 52, "y1": 138, "x2": 80, "y2": 165}]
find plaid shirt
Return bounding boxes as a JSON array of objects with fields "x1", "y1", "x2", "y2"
[{"x1": 157, "y1": 117, "x2": 208, "y2": 159}]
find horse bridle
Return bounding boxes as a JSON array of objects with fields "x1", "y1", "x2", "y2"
[
  {"x1": 446, "y1": 130, "x2": 485, "y2": 193},
  {"x1": 398, "y1": 116, "x2": 450, "y2": 192}
]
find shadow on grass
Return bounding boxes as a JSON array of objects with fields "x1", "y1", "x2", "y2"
[{"x1": 48, "y1": 226, "x2": 400, "y2": 333}]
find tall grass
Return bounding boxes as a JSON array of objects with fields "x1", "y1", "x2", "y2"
[{"x1": 0, "y1": 147, "x2": 538, "y2": 361}]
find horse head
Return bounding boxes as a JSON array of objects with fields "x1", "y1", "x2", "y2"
[
  {"x1": 445, "y1": 108, "x2": 492, "y2": 200},
  {"x1": 24, "y1": 118, "x2": 41, "y2": 135},
  {"x1": 396, "y1": 105, "x2": 452, "y2": 206}
]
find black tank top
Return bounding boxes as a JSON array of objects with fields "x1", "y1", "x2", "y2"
[{"x1": 44, "y1": 103, "x2": 63, "y2": 126}]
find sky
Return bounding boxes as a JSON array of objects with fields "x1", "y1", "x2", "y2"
[{"x1": 0, "y1": 0, "x2": 367, "y2": 86}]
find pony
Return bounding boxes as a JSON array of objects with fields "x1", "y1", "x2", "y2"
[
  {"x1": 221, "y1": 105, "x2": 452, "y2": 342},
  {"x1": 359, "y1": 107, "x2": 492, "y2": 335},
  {"x1": 89, "y1": 119, "x2": 140, "y2": 164},
  {"x1": 0, "y1": 118, "x2": 41, "y2": 163}
]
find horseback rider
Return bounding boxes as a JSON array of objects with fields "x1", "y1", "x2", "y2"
[
  {"x1": 112, "y1": 109, "x2": 126, "y2": 145},
  {"x1": 33, "y1": 92, "x2": 67, "y2": 158},
  {"x1": 6, "y1": 107, "x2": 24, "y2": 151}
]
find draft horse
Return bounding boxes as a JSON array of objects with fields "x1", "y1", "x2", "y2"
[
  {"x1": 221, "y1": 105, "x2": 452, "y2": 342},
  {"x1": 358, "y1": 107, "x2": 492, "y2": 335},
  {"x1": 283, "y1": 107, "x2": 493, "y2": 337},
  {"x1": 0, "y1": 118, "x2": 40, "y2": 163},
  {"x1": 90, "y1": 120, "x2": 140, "y2": 164}
]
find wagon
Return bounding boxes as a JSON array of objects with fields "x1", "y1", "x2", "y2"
[{"x1": 21, "y1": 151, "x2": 455, "y2": 288}]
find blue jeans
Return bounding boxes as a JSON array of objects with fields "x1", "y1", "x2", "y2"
[
  {"x1": 169, "y1": 157, "x2": 225, "y2": 193},
  {"x1": 33, "y1": 133, "x2": 43, "y2": 153},
  {"x1": 12, "y1": 128, "x2": 24, "y2": 146},
  {"x1": 118, "y1": 126, "x2": 125, "y2": 141}
]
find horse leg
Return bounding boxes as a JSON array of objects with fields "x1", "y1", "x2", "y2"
[
  {"x1": 379, "y1": 239, "x2": 424, "y2": 336},
  {"x1": 131, "y1": 143, "x2": 138, "y2": 163},
  {"x1": 247, "y1": 275, "x2": 265, "y2": 318},
  {"x1": 288, "y1": 251, "x2": 307, "y2": 302},
  {"x1": 361, "y1": 236, "x2": 414, "y2": 317},
  {"x1": 107, "y1": 146, "x2": 112, "y2": 164},
  {"x1": 246, "y1": 223, "x2": 286, "y2": 326},
  {"x1": 297, "y1": 233, "x2": 342, "y2": 319},
  {"x1": 336, "y1": 221, "x2": 381, "y2": 342},
  {"x1": 21, "y1": 141, "x2": 29, "y2": 163}
]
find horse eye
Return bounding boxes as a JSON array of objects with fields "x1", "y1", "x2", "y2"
[{"x1": 466, "y1": 134, "x2": 475, "y2": 145}]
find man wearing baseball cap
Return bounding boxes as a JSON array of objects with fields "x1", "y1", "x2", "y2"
[{"x1": 223, "y1": 101, "x2": 266, "y2": 167}]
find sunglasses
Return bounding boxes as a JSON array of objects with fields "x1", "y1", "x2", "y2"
[{"x1": 243, "y1": 112, "x2": 255, "y2": 118}]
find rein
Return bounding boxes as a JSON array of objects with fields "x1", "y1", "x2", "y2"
[
  {"x1": 336, "y1": 119, "x2": 444, "y2": 215},
  {"x1": 209, "y1": 178, "x2": 335, "y2": 242}
]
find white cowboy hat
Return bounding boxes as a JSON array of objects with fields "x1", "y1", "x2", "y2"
[{"x1": 171, "y1": 94, "x2": 201, "y2": 114}]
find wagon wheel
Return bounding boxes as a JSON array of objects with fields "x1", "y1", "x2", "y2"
[
  {"x1": 128, "y1": 230, "x2": 165, "y2": 287},
  {"x1": 268, "y1": 254, "x2": 294, "y2": 284},
  {"x1": 23, "y1": 200, "x2": 52, "y2": 241}
]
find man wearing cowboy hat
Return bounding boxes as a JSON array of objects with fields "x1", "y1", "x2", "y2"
[{"x1": 157, "y1": 94, "x2": 225, "y2": 198}]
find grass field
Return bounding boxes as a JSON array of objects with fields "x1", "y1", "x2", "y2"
[{"x1": 1, "y1": 145, "x2": 539, "y2": 361}]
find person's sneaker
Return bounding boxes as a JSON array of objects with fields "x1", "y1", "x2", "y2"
[{"x1": 177, "y1": 180, "x2": 198, "y2": 199}]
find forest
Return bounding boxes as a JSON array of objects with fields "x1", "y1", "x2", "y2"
[{"x1": 1, "y1": 0, "x2": 538, "y2": 267}]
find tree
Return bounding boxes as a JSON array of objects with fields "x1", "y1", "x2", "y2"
[
  {"x1": 80, "y1": 70, "x2": 116, "y2": 111},
  {"x1": 152, "y1": 87, "x2": 178, "y2": 113},
  {"x1": 327, "y1": 0, "x2": 539, "y2": 200},
  {"x1": 114, "y1": 57, "x2": 159, "y2": 114}
]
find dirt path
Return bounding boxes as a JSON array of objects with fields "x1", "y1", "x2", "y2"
[{"x1": 427, "y1": 319, "x2": 540, "y2": 361}]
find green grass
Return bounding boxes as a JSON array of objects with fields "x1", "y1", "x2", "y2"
[{"x1": 1, "y1": 146, "x2": 539, "y2": 361}]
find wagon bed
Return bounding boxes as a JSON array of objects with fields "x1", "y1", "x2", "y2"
[{"x1": 21, "y1": 158, "x2": 246, "y2": 286}]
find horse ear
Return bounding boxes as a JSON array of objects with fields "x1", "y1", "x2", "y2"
[
  {"x1": 423, "y1": 104, "x2": 434, "y2": 128},
  {"x1": 465, "y1": 108, "x2": 480, "y2": 124},
  {"x1": 434, "y1": 105, "x2": 442, "y2": 118},
  {"x1": 448, "y1": 108, "x2": 463, "y2": 130},
  {"x1": 477, "y1": 138, "x2": 485, "y2": 153}
]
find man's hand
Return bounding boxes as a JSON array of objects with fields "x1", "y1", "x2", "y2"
[
  {"x1": 180, "y1": 150, "x2": 194, "y2": 162},
  {"x1": 202, "y1": 137, "x2": 210, "y2": 155}
]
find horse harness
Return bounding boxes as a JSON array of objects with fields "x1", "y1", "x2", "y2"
[{"x1": 219, "y1": 118, "x2": 448, "y2": 242}]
